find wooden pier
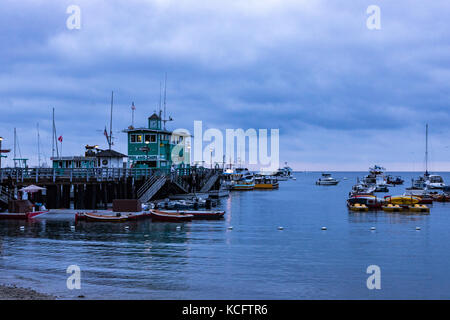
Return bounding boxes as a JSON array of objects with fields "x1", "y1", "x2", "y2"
[{"x1": 0, "y1": 167, "x2": 222, "y2": 210}]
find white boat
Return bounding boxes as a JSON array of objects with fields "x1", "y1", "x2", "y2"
[
  {"x1": 316, "y1": 173, "x2": 339, "y2": 185},
  {"x1": 425, "y1": 174, "x2": 445, "y2": 190},
  {"x1": 422, "y1": 124, "x2": 446, "y2": 190}
]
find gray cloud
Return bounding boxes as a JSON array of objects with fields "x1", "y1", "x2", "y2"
[{"x1": 1, "y1": 0, "x2": 449, "y2": 170}]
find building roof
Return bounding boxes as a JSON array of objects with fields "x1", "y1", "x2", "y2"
[
  {"x1": 148, "y1": 113, "x2": 161, "y2": 120},
  {"x1": 95, "y1": 149, "x2": 128, "y2": 158},
  {"x1": 122, "y1": 127, "x2": 173, "y2": 134}
]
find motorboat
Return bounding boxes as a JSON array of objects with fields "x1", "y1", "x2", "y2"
[
  {"x1": 347, "y1": 195, "x2": 385, "y2": 209},
  {"x1": 254, "y1": 176, "x2": 279, "y2": 189},
  {"x1": 405, "y1": 177, "x2": 428, "y2": 196},
  {"x1": 425, "y1": 174, "x2": 445, "y2": 190},
  {"x1": 316, "y1": 173, "x2": 339, "y2": 186},
  {"x1": 231, "y1": 174, "x2": 255, "y2": 190},
  {"x1": 386, "y1": 175, "x2": 404, "y2": 185}
]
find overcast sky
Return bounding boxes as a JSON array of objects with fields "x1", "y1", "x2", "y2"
[{"x1": 1, "y1": 0, "x2": 449, "y2": 171}]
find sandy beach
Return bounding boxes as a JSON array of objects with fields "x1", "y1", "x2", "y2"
[{"x1": 0, "y1": 284, "x2": 56, "y2": 300}]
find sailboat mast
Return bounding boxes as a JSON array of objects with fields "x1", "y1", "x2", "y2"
[
  {"x1": 37, "y1": 123, "x2": 41, "y2": 168},
  {"x1": 14, "y1": 128, "x2": 16, "y2": 168},
  {"x1": 109, "y1": 91, "x2": 113, "y2": 150},
  {"x1": 425, "y1": 123, "x2": 428, "y2": 175},
  {"x1": 163, "y1": 73, "x2": 167, "y2": 130},
  {"x1": 52, "y1": 108, "x2": 59, "y2": 157}
]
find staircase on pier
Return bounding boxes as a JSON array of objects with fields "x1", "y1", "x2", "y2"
[
  {"x1": 0, "y1": 185, "x2": 13, "y2": 208},
  {"x1": 137, "y1": 175, "x2": 167, "y2": 203},
  {"x1": 200, "y1": 172, "x2": 220, "y2": 192}
]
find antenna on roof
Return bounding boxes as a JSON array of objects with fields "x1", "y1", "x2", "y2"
[
  {"x1": 109, "y1": 91, "x2": 114, "y2": 151},
  {"x1": 162, "y1": 73, "x2": 173, "y2": 129}
]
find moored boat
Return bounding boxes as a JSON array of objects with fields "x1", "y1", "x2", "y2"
[
  {"x1": 382, "y1": 204, "x2": 403, "y2": 212},
  {"x1": 347, "y1": 195, "x2": 385, "y2": 209},
  {"x1": 151, "y1": 209, "x2": 225, "y2": 220},
  {"x1": 316, "y1": 173, "x2": 339, "y2": 186},
  {"x1": 149, "y1": 209, "x2": 193, "y2": 222},
  {"x1": 385, "y1": 195, "x2": 420, "y2": 205},
  {"x1": 0, "y1": 210, "x2": 49, "y2": 220},
  {"x1": 254, "y1": 176, "x2": 279, "y2": 189},
  {"x1": 349, "y1": 203, "x2": 369, "y2": 212},
  {"x1": 76, "y1": 211, "x2": 146, "y2": 222},
  {"x1": 407, "y1": 204, "x2": 430, "y2": 213}
]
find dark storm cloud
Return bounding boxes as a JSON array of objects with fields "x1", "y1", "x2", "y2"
[{"x1": 0, "y1": 0, "x2": 450, "y2": 170}]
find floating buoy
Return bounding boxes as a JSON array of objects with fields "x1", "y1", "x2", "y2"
[
  {"x1": 321, "y1": 227, "x2": 327, "y2": 230},
  {"x1": 278, "y1": 226, "x2": 284, "y2": 230}
]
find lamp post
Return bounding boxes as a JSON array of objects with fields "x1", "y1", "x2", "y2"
[
  {"x1": 210, "y1": 147, "x2": 213, "y2": 169},
  {"x1": 186, "y1": 144, "x2": 191, "y2": 166},
  {"x1": 144, "y1": 141, "x2": 150, "y2": 166}
]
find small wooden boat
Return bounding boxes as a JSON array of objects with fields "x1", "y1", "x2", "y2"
[
  {"x1": 76, "y1": 211, "x2": 146, "y2": 222},
  {"x1": 149, "y1": 209, "x2": 193, "y2": 222},
  {"x1": 0, "y1": 210, "x2": 49, "y2": 220},
  {"x1": 408, "y1": 204, "x2": 430, "y2": 213},
  {"x1": 382, "y1": 204, "x2": 403, "y2": 212},
  {"x1": 349, "y1": 203, "x2": 369, "y2": 212},
  {"x1": 152, "y1": 209, "x2": 225, "y2": 220}
]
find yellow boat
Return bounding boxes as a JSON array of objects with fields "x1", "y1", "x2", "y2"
[
  {"x1": 386, "y1": 195, "x2": 420, "y2": 205},
  {"x1": 349, "y1": 203, "x2": 369, "y2": 212},
  {"x1": 254, "y1": 177, "x2": 279, "y2": 189},
  {"x1": 382, "y1": 204, "x2": 403, "y2": 212},
  {"x1": 408, "y1": 204, "x2": 430, "y2": 213}
]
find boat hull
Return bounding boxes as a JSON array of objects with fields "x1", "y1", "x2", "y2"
[
  {"x1": 149, "y1": 210, "x2": 193, "y2": 222},
  {"x1": 154, "y1": 210, "x2": 225, "y2": 220},
  {"x1": 0, "y1": 210, "x2": 49, "y2": 220}
]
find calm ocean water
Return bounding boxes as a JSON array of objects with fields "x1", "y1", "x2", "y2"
[{"x1": 1, "y1": 171, "x2": 450, "y2": 299}]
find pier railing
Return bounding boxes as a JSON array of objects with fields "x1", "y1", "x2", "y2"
[{"x1": 0, "y1": 167, "x2": 216, "y2": 184}]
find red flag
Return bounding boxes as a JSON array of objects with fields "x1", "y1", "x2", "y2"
[{"x1": 58, "y1": 136, "x2": 63, "y2": 143}]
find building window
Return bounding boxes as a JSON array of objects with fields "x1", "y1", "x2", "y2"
[
  {"x1": 131, "y1": 134, "x2": 142, "y2": 143},
  {"x1": 145, "y1": 134, "x2": 157, "y2": 143}
]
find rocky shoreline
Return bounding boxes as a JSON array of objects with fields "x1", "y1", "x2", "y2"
[{"x1": 0, "y1": 284, "x2": 56, "y2": 300}]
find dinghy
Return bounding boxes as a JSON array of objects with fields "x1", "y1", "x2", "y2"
[{"x1": 149, "y1": 209, "x2": 193, "y2": 222}]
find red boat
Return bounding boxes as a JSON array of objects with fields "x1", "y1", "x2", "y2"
[
  {"x1": 153, "y1": 209, "x2": 225, "y2": 220},
  {"x1": 149, "y1": 209, "x2": 193, "y2": 222},
  {"x1": 0, "y1": 210, "x2": 49, "y2": 220}
]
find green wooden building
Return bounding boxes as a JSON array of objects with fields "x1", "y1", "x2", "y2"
[{"x1": 123, "y1": 112, "x2": 190, "y2": 169}]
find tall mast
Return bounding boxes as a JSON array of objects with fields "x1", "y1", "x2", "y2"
[
  {"x1": 52, "y1": 108, "x2": 59, "y2": 157},
  {"x1": 425, "y1": 123, "x2": 428, "y2": 175},
  {"x1": 14, "y1": 128, "x2": 17, "y2": 168},
  {"x1": 163, "y1": 73, "x2": 167, "y2": 129},
  {"x1": 109, "y1": 91, "x2": 113, "y2": 150},
  {"x1": 37, "y1": 123, "x2": 41, "y2": 168},
  {"x1": 52, "y1": 109, "x2": 54, "y2": 158},
  {"x1": 159, "y1": 81, "x2": 162, "y2": 119}
]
